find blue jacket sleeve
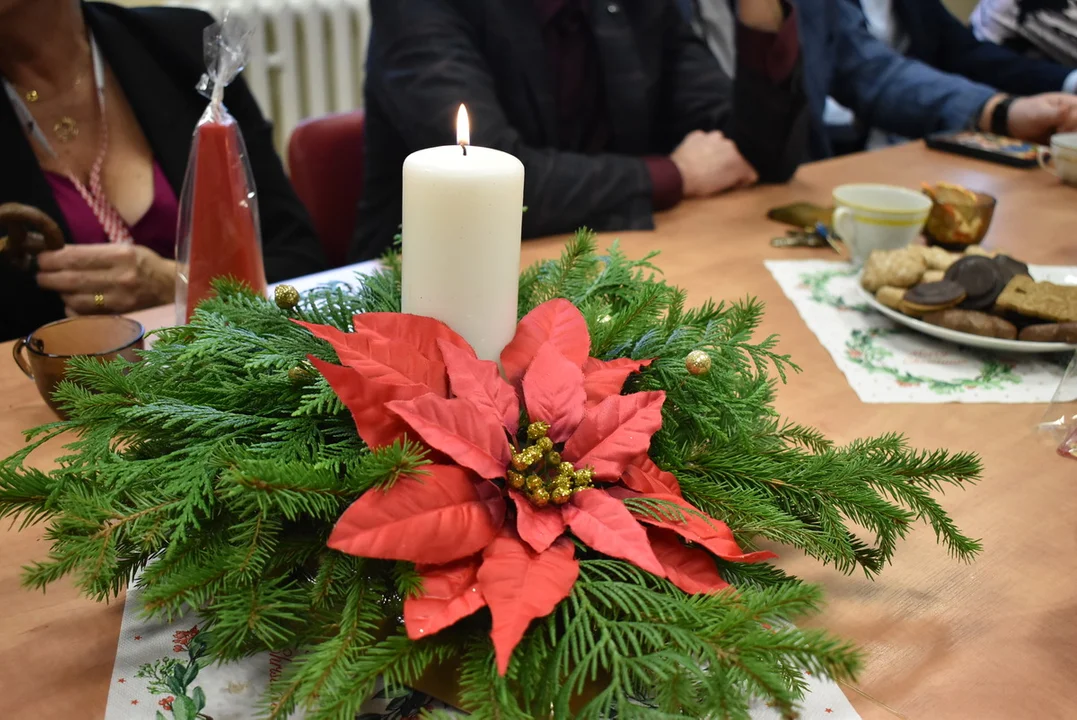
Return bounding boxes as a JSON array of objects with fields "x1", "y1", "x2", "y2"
[{"x1": 830, "y1": 0, "x2": 997, "y2": 139}]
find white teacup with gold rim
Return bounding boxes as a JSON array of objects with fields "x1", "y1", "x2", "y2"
[
  {"x1": 830, "y1": 184, "x2": 932, "y2": 266},
  {"x1": 1038, "y1": 133, "x2": 1077, "y2": 186}
]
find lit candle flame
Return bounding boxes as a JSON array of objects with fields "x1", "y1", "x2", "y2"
[{"x1": 456, "y1": 104, "x2": 470, "y2": 146}]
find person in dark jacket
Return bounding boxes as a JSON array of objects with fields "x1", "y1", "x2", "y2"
[
  {"x1": 352, "y1": 0, "x2": 809, "y2": 262},
  {"x1": 897, "y1": 0, "x2": 1074, "y2": 94},
  {"x1": 0, "y1": 0, "x2": 326, "y2": 342},
  {"x1": 683, "y1": 0, "x2": 1077, "y2": 157}
]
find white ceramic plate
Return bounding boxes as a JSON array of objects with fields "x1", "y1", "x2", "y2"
[{"x1": 859, "y1": 267, "x2": 1077, "y2": 354}]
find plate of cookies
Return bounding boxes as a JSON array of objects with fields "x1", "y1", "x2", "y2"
[{"x1": 860, "y1": 245, "x2": 1077, "y2": 353}]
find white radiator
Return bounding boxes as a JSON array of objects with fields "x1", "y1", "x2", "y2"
[{"x1": 168, "y1": 0, "x2": 372, "y2": 151}]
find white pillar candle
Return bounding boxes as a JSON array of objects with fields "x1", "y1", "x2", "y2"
[{"x1": 401, "y1": 106, "x2": 525, "y2": 362}]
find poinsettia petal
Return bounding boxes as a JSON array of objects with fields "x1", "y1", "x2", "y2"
[
  {"x1": 561, "y1": 489, "x2": 665, "y2": 578},
  {"x1": 297, "y1": 320, "x2": 447, "y2": 395},
  {"x1": 353, "y1": 313, "x2": 474, "y2": 365},
  {"x1": 562, "y1": 391, "x2": 666, "y2": 480},
  {"x1": 622, "y1": 455, "x2": 683, "y2": 497},
  {"x1": 509, "y1": 489, "x2": 566, "y2": 554},
  {"x1": 309, "y1": 356, "x2": 427, "y2": 448},
  {"x1": 501, "y1": 299, "x2": 590, "y2": 385},
  {"x1": 439, "y1": 339, "x2": 519, "y2": 435},
  {"x1": 387, "y1": 395, "x2": 512, "y2": 480},
  {"x1": 328, "y1": 466, "x2": 505, "y2": 564},
  {"x1": 647, "y1": 527, "x2": 730, "y2": 594},
  {"x1": 404, "y1": 556, "x2": 486, "y2": 639},
  {"x1": 478, "y1": 533, "x2": 579, "y2": 675},
  {"x1": 581, "y1": 357, "x2": 653, "y2": 408},
  {"x1": 522, "y1": 343, "x2": 585, "y2": 443},
  {"x1": 614, "y1": 489, "x2": 777, "y2": 563}
]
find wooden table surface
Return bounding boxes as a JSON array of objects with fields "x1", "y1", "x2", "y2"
[{"x1": 3, "y1": 143, "x2": 1076, "y2": 719}]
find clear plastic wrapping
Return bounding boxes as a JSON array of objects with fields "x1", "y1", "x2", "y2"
[
  {"x1": 175, "y1": 14, "x2": 266, "y2": 323},
  {"x1": 1039, "y1": 352, "x2": 1077, "y2": 461}
]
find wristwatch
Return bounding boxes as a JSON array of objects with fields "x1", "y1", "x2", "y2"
[{"x1": 990, "y1": 96, "x2": 1016, "y2": 137}]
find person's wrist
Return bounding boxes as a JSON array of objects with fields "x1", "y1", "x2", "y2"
[
  {"x1": 737, "y1": 0, "x2": 785, "y2": 31},
  {"x1": 978, "y1": 94, "x2": 1008, "y2": 133}
]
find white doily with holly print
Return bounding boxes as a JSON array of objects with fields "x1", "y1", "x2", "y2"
[
  {"x1": 104, "y1": 582, "x2": 861, "y2": 720},
  {"x1": 765, "y1": 260, "x2": 1077, "y2": 404}
]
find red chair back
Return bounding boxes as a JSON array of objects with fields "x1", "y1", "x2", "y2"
[{"x1": 287, "y1": 111, "x2": 366, "y2": 268}]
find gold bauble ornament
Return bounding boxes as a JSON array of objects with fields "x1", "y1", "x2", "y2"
[
  {"x1": 274, "y1": 284, "x2": 300, "y2": 310},
  {"x1": 287, "y1": 366, "x2": 312, "y2": 383},
  {"x1": 685, "y1": 349, "x2": 712, "y2": 376}
]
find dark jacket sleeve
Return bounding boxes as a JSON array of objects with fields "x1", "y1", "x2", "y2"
[
  {"x1": 918, "y1": 0, "x2": 1070, "y2": 96},
  {"x1": 657, "y1": 3, "x2": 808, "y2": 183},
  {"x1": 367, "y1": 0, "x2": 654, "y2": 239}
]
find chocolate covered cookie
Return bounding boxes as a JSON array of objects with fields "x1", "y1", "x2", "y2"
[
  {"x1": 900, "y1": 280, "x2": 967, "y2": 315},
  {"x1": 994, "y1": 254, "x2": 1031, "y2": 285},
  {"x1": 1018, "y1": 323, "x2": 1077, "y2": 343},
  {"x1": 922, "y1": 309, "x2": 1018, "y2": 339},
  {"x1": 943, "y1": 256, "x2": 1006, "y2": 310}
]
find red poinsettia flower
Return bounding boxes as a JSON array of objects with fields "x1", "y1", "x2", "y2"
[{"x1": 298, "y1": 299, "x2": 775, "y2": 673}]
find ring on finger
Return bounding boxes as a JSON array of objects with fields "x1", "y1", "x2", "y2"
[{"x1": 94, "y1": 292, "x2": 105, "y2": 309}]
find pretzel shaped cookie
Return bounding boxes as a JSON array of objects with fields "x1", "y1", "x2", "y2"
[{"x1": 0, "y1": 203, "x2": 64, "y2": 271}]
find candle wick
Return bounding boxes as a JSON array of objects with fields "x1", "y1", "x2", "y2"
[{"x1": 460, "y1": 143, "x2": 468, "y2": 156}]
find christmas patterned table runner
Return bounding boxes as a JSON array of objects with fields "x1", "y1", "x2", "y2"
[
  {"x1": 766, "y1": 260, "x2": 1077, "y2": 404},
  {"x1": 105, "y1": 583, "x2": 862, "y2": 720}
]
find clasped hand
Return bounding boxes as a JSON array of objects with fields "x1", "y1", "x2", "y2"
[{"x1": 36, "y1": 243, "x2": 175, "y2": 315}]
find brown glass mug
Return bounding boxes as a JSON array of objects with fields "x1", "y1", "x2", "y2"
[{"x1": 12, "y1": 315, "x2": 145, "y2": 418}]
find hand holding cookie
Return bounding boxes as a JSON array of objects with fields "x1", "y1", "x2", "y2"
[{"x1": 0, "y1": 203, "x2": 64, "y2": 271}]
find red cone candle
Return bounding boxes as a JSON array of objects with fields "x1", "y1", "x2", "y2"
[{"x1": 179, "y1": 116, "x2": 266, "y2": 322}]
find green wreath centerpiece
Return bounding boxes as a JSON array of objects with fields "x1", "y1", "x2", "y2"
[{"x1": 0, "y1": 231, "x2": 981, "y2": 719}]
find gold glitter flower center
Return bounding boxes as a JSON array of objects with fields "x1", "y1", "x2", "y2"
[{"x1": 506, "y1": 421, "x2": 594, "y2": 507}]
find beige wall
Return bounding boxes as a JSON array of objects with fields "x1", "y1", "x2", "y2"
[{"x1": 943, "y1": 0, "x2": 979, "y2": 22}]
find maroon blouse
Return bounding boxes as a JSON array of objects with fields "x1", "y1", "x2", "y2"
[{"x1": 45, "y1": 160, "x2": 179, "y2": 259}]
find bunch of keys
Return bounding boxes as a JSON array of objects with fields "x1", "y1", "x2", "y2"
[{"x1": 770, "y1": 222, "x2": 834, "y2": 249}]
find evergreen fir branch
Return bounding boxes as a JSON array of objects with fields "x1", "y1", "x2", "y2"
[
  {"x1": 0, "y1": 228, "x2": 984, "y2": 718},
  {"x1": 265, "y1": 578, "x2": 389, "y2": 719},
  {"x1": 0, "y1": 465, "x2": 56, "y2": 529},
  {"x1": 456, "y1": 641, "x2": 531, "y2": 720}
]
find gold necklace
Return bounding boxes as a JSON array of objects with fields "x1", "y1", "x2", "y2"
[{"x1": 19, "y1": 73, "x2": 86, "y2": 144}]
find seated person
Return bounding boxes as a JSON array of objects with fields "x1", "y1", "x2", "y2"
[
  {"x1": 0, "y1": 0, "x2": 326, "y2": 342},
  {"x1": 682, "y1": 0, "x2": 1077, "y2": 158},
  {"x1": 353, "y1": 0, "x2": 809, "y2": 261},
  {"x1": 972, "y1": 0, "x2": 1077, "y2": 67}
]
